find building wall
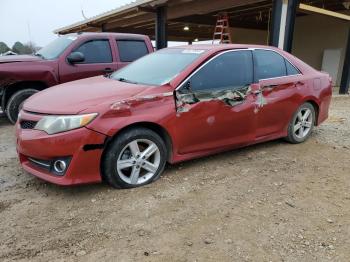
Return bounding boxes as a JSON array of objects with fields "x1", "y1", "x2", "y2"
[
  {"x1": 229, "y1": 13, "x2": 348, "y2": 86},
  {"x1": 230, "y1": 27, "x2": 268, "y2": 45},
  {"x1": 292, "y1": 13, "x2": 349, "y2": 85}
]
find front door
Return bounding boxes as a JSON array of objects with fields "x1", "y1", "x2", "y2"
[
  {"x1": 174, "y1": 50, "x2": 257, "y2": 154},
  {"x1": 60, "y1": 39, "x2": 117, "y2": 83}
]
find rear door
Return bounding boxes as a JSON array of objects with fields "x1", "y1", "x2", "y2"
[
  {"x1": 174, "y1": 50, "x2": 257, "y2": 154},
  {"x1": 60, "y1": 38, "x2": 117, "y2": 82},
  {"x1": 115, "y1": 39, "x2": 150, "y2": 69},
  {"x1": 253, "y1": 49, "x2": 302, "y2": 139}
]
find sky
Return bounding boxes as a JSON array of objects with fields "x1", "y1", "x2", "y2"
[{"x1": 0, "y1": 0, "x2": 134, "y2": 48}]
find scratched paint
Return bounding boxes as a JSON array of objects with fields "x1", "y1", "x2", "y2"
[
  {"x1": 176, "y1": 85, "x2": 252, "y2": 112},
  {"x1": 254, "y1": 92, "x2": 267, "y2": 113},
  {"x1": 175, "y1": 85, "x2": 270, "y2": 115},
  {"x1": 111, "y1": 92, "x2": 173, "y2": 111},
  {"x1": 206, "y1": 116, "x2": 215, "y2": 125}
]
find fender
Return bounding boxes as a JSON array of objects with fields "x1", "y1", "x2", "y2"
[
  {"x1": 0, "y1": 62, "x2": 59, "y2": 87},
  {"x1": 0, "y1": 61, "x2": 59, "y2": 109},
  {"x1": 86, "y1": 94, "x2": 176, "y2": 137},
  {"x1": 85, "y1": 93, "x2": 178, "y2": 159}
]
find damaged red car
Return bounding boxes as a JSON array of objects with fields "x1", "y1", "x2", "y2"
[{"x1": 16, "y1": 45, "x2": 332, "y2": 188}]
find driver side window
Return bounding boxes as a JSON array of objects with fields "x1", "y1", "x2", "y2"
[
  {"x1": 188, "y1": 50, "x2": 253, "y2": 92},
  {"x1": 74, "y1": 39, "x2": 112, "y2": 64}
]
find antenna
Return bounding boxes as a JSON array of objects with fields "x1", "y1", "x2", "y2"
[
  {"x1": 81, "y1": 0, "x2": 88, "y2": 19},
  {"x1": 27, "y1": 20, "x2": 35, "y2": 53},
  {"x1": 27, "y1": 20, "x2": 32, "y2": 43}
]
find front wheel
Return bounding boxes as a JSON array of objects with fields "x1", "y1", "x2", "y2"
[
  {"x1": 285, "y1": 102, "x2": 316, "y2": 144},
  {"x1": 6, "y1": 89, "x2": 38, "y2": 124},
  {"x1": 102, "y1": 127, "x2": 167, "y2": 189}
]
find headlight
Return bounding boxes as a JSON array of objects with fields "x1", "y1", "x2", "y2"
[{"x1": 34, "y1": 113, "x2": 98, "y2": 135}]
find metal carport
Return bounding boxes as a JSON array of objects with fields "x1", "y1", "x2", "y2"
[{"x1": 55, "y1": 0, "x2": 350, "y2": 94}]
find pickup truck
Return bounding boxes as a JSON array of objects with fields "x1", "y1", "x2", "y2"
[{"x1": 0, "y1": 32, "x2": 154, "y2": 123}]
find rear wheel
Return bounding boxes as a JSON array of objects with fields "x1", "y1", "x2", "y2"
[
  {"x1": 102, "y1": 127, "x2": 167, "y2": 189},
  {"x1": 6, "y1": 89, "x2": 38, "y2": 124},
  {"x1": 285, "y1": 102, "x2": 315, "y2": 144}
]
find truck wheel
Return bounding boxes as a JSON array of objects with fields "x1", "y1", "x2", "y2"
[
  {"x1": 102, "y1": 127, "x2": 167, "y2": 189},
  {"x1": 6, "y1": 89, "x2": 38, "y2": 124}
]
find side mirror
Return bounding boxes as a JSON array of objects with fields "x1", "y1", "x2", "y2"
[
  {"x1": 67, "y1": 52, "x2": 85, "y2": 64},
  {"x1": 250, "y1": 83, "x2": 261, "y2": 94}
]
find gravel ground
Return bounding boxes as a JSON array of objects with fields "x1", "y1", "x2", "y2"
[{"x1": 0, "y1": 96, "x2": 349, "y2": 262}]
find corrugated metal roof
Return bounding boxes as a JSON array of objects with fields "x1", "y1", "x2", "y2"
[{"x1": 54, "y1": 0, "x2": 162, "y2": 34}]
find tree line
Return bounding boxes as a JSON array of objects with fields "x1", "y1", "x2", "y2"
[{"x1": 0, "y1": 41, "x2": 40, "y2": 55}]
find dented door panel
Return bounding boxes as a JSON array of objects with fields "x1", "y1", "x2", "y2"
[
  {"x1": 255, "y1": 76, "x2": 305, "y2": 138},
  {"x1": 174, "y1": 87, "x2": 257, "y2": 154}
]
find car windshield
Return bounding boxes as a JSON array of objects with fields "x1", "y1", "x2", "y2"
[
  {"x1": 111, "y1": 48, "x2": 206, "y2": 86},
  {"x1": 36, "y1": 35, "x2": 77, "y2": 60}
]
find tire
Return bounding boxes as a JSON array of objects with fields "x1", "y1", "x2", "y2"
[
  {"x1": 285, "y1": 102, "x2": 316, "y2": 144},
  {"x1": 102, "y1": 127, "x2": 167, "y2": 189},
  {"x1": 6, "y1": 89, "x2": 38, "y2": 124}
]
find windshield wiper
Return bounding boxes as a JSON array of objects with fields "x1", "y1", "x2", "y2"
[
  {"x1": 34, "y1": 53, "x2": 45, "y2": 59},
  {"x1": 116, "y1": 77, "x2": 139, "y2": 84}
]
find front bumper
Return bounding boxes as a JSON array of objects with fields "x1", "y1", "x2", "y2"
[{"x1": 16, "y1": 112, "x2": 107, "y2": 186}]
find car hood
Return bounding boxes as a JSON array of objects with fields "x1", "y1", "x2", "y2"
[
  {"x1": 23, "y1": 76, "x2": 167, "y2": 115},
  {"x1": 0, "y1": 55, "x2": 42, "y2": 63}
]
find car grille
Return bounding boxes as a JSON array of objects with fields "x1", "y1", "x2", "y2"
[{"x1": 20, "y1": 120, "x2": 37, "y2": 129}]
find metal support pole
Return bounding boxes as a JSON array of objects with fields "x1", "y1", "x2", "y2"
[
  {"x1": 269, "y1": 0, "x2": 283, "y2": 47},
  {"x1": 284, "y1": 0, "x2": 299, "y2": 52},
  {"x1": 155, "y1": 6, "x2": 167, "y2": 50},
  {"x1": 340, "y1": 27, "x2": 350, "y2": 94},
  {"x1": 269, "y1": 0, "x2": 298, "y2": 52},
  {"x1": 101, "y1": 23, "x2": 107, "y2": 32}
]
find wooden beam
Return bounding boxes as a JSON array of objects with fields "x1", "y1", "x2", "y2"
[
  {"x1": 104, "y1": 0, "x2": 265, "y2": 30},
  {"x1": 136, "y1": 6, "x2": 157, "y2": 13},
  {"x1": 298, "y1": 3, "x2": 350, "y2": 21},
  {"x1": 172, "y1": 15, "x2": 267, "y2": 30},
  {"x1": 104, "y1": 13, "x2": 155, "y2": 30},
  {"x1": 167, "y1": 0, "x2": 264, "y2": 19},
  {"x1": 107, "y1": 26, "x2": 212, "y2": 39}
]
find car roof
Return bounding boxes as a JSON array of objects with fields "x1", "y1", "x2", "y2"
[
  {"x1": 168, "y1": 44, "x2": 281, "y2": 52},
  {"x1": 66, "y1": 32, "x2": 149, "y2": 40}
]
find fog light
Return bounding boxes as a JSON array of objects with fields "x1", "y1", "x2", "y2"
[{"x1": 53, "y1": 160, "x2": 67, "y2": 173}]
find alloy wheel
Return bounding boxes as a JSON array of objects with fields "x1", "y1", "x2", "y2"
[
  {"x1": 116, "y1": 139, "x2": 161, "y2": 185},
  {"x1": 293, "y1": 108, "x2": 313, "y2": 139}
]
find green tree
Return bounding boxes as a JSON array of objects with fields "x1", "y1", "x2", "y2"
[
  {"x1": 0, "y1": 42, "x2": 10, "y2": 54},
  {"x1": 23, "y1": 42, "x2": 39, "y2": 54},
  {"x1": 12, "y1": 41, "x2": 25, "y2": 54}
]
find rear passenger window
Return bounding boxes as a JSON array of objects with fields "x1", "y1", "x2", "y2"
[
  {"x1": 117, "y1": 40, "x2": 149, "y2": 62},
  {"x1": 74, "y1": 39, "x2": 112, "y2": 63},
  {"x1": 285, "y1": 59, "x2": 300, "y2": 75},
  {"x1": 254, "y1": 50, "x2": 287, "y2": 80},
  {"x1": 189, "y1": 50, "x2": 253, "y2": 91}
]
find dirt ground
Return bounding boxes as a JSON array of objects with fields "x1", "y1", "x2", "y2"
[{"x1": 0, "y1": 96, "x2": 349, "y2": 262}]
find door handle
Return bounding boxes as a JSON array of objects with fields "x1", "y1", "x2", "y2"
[
  {"x1": 103, "y1": 68, "x2": 114, "y2": 73},
  {"x1": 262, "y1": 84, "x2": 278, "y2": 89},
  {"x1": 294, "y1": 81, "x2": 304, "y2": 86}
]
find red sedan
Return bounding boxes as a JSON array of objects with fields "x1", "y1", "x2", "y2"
[{"x1": 16, "y1": 45, "x2": 332, "y2": 188}]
